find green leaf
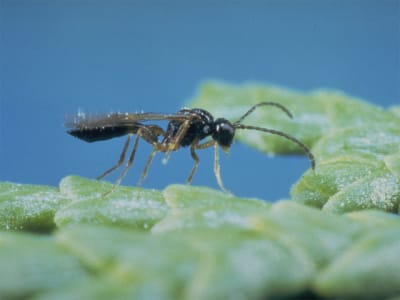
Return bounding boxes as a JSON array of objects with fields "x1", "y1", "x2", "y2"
[
  {"x1": 153, "y1": 184, "x2": 271, "y2": 232},
  {"x1": 162, "y1": 184, "x2": 269, "y2": 210},
  {"x1": 291, "y1": 128, "x2": 400, "y2": 213},
  {"x1": 180, "y1": 230, "x2": 314, "y2": 300},
  {"x1": 188, "y1": 81, "x2": 398, "y2": 154},
  {"x1": 385, "y1": 152, "x2": 400, "y2": 181},
  {"x1": 345, "y1": 209, "x2": 400, "y2": 229},
  {"x1": 290, "y1": 154, "x2": 381, "y2": 208},
  {"x1": 2, "y1": 81, "x2": 400, "y2": 299},
  {"x1": 55, "y1": 176, "x2": 168, "y2": 230},
  {"x1": 312, "y1": 126, "x2": 400, "y2": 161},
  {"x1": 390, "y1": 105, "x2": 400, "y2": 118},
  {"x1": 1, "y1": 178, "x2": 400, "y2": 299},
  {"x1": 0, "y1": 182, "x2": 69, "y2": 232},
  {"x1": 189, "y1": 81, "x2": 400, "y2": 213},
  {"x1": 53, "y1": 224, "x2": 314, "y2": 300},
  {"x1": 0, "y1": 230, "x2": 88, "y2": 299},
  {"x1": 314, "y1": 228, "x2": 400, "y2": 299},
  {"x1": 251, "y1": 201, "x2": 361, "y2": 268},
  {"x1": 322, "y1": 171, "x2": 399, "y2": 213}
]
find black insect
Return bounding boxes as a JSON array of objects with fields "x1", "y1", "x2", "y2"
[{"x1": 66, "y1": 102, "x2": 315, "y2": 193}]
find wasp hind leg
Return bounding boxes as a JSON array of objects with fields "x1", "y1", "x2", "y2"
[
  {"x1": 97, "y1": 134, "x2": 132, "y2": 180},
  {"x1": 102, "y1": 126, "x2": 162, "y2": 196},
  {"x1": 137, "y1": 148, "x2": 157, "y2": 186},
  {"x1": 186, "y1": 139, "x2": 201, "y2": 185}
]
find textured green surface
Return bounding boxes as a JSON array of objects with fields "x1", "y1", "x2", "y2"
[
  {"x1": 0, "y1": 182, "x2": 69, "y2": 232},
  {"x1": 1, "y1": 82, "x2": 400, "y2": 299},
  {"x1": 189, "y1": 81, "x2": 400, "y2": 213},
  {"x1": 1, "y1": 176, "x2": 399, "y2": 300},
  {"x1": 0, "y1": 231, "x2": 88, "y2": 299},
  {"x1": 314, "y1": 228, "x2": 400, "y2": 299},
  {"x1": 55, "y1": 176, "x2": 168, "y2": 230}
]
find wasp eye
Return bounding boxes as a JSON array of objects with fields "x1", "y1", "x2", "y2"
[{"x1": 212, "y1": 118, "x2": 234, "y2": 148}]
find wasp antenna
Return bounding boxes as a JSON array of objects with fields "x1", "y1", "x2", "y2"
[
  {"x1": 234, "y1": 102, "x2": 293, "y2": 125},
  {"x1": 234, "y1": 124, "x2": 315, "y2": 170}
]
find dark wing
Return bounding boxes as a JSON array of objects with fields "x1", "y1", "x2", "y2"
[
  {"x1": 65, "y1": 112, "x2": 195, "y2": 143},
  {"x1": 65, "y1": 112, "x2": 195, "y2": 129}
]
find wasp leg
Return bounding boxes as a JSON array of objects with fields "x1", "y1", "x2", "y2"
[
  {"x1": 138, "y1": 148, "x2": 157, "y2": 186},
  {"x1": 162, "y1": 118, "x2": 192, "y2": 163},
  {"x1": 102, "y1": 133, "x2": 141, "y2": 196},
  {"x1": 169, "y1": 119, "x2": 191, "y2": 150},
  {"x1": 186, "y1": 140, "x2": 231, "y2": 193},
  {"x1": 139, "y1": 118, "x2": 192, "y2": 185},
  {"x1": 187, "y1": 139, "x2": 215, "y2": 185},
  {"x1": 103, "y1": 126, "x2": 161, "y2": 196},
  {"x1": 97, "y1": 134, "x2": 132, "y2": 180},
  {"x1": 187, "y1": 139, "x2": 201, "y2": 185},
  {"x1": 113, "y1": 134, "x2": 141, "y2": 188},
  {"x1": 212, "y1": 143, "x2": 231, "y2": 194},
  {"x1": 138, "y1": 120, "x2": 193, "y2": 186}
]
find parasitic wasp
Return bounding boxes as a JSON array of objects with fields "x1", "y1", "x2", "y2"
[{"x1": 66, "y1": 102, "x2": 315, "y2": 194}]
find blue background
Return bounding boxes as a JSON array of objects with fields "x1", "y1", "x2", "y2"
[{"x1": 1, "y1": 0, "x2": 399, "y2": 200}]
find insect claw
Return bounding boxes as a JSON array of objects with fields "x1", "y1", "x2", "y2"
[{"x1": 162, "y1": 152, "x2": 171, "y2": 165}]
